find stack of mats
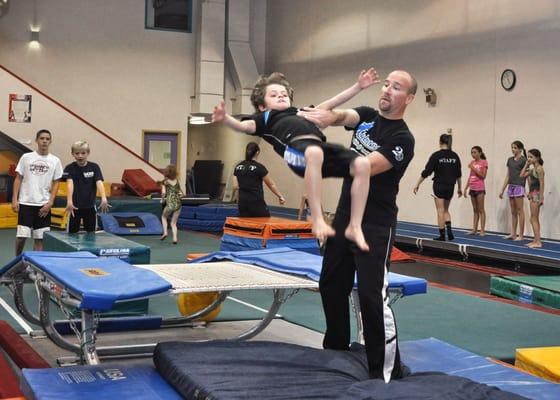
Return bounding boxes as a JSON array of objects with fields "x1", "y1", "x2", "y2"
[
  {"x1": 220, "y1": 216, "x2": 320, "y2": 255},
  {"x1": 50, "y1": 207, "x2": 69, "y2": 230},
  {"x1": 43, "y1": 231, "x2": 151, "y2": 315},
  {"x1": 0, "y1": 203, "x2": 17, "y2": 228},
  {"x1": 490, "y1": 275, "x2": 560, "y2": 309},
  {"x1": 515, "y1": 346, "x2": 560, "y2": 383},
  {"x1": 177, "y1": 203, "x2": 238, "y2": 233},
  {"x1": 122, "y1": 169, "x2": 161, "y2": 197}
]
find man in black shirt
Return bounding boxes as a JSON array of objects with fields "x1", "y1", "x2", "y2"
[{"x1": 298, "y1": 70, "x2": 417, "y2": 382}]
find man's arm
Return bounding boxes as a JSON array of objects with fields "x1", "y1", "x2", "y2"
[
  {"x1": 316, "y1": 68, "x2": 380, "y2": 111},
  {"x1": 212, "y1": 100, "x2": 256, "y2": 134},
  {"x1": 298, "y1": 107, "x2": 361, "y2": 129}
]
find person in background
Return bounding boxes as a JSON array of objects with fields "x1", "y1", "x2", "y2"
[
  {"x1": 233, "y1": 142, "x2": 285, "y2": 217},
  {"x1": 160, "y1": 165, "x2": 183, "y2": 244},
  {"x1": 413, "y1": 133, "x2": 462, "y2": 241},
  {"x1": 498, "y1": 140, "x2": 527, "y2": 240},
  {"x1": 12, "y1": 129, "x2": 63, "y2": 255},
  {"x1": 521, "y1": 149, "x2": 545, "y2": 248},
  {"x1": 463, "y1": 146, "x2": 488, "y2": 236},
  {"x1": 64, "y1": 140, "x2": 110, "y2": 233}
]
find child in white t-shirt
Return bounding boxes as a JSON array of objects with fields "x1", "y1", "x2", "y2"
[{"x1": 12, "y1": 129, "x2": 63, "y2": 255}]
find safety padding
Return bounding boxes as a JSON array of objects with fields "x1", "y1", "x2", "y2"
[
  {"x1": 99, "y1": 212, "x2": 163, "y2": 235},
  {"x1": 50, "y1": 207, "x2": 69, "y2": 230},
  {"x1": 21, "y1": 364, "x2": 182, "y2": 400},
  {"x1": 21, "y1": 251, "x2": 171, "y2": 311},
  {"x1": 223, "y1": 216, "x2": 314, "y2": 239},
  {"x1": 515, "y1": 347, "x2": 560, "y2": 383},
  {"x1": 177, "y1": 292, "x2": 222, "y2": 322},
  {"x1": 491, "y1": 275, "x2": 560, "y2": 309},
  {"x1": 220, "y1": 216, "x2": 319, "y2": 255},
  {"x1": 0, "y1": 203, "x2": 17, "y2": 228},
  {"x1": 122, "y1": 169, "x2": 161, "y2": 197},
  {"x1": 0, "y1": 320, "x2": 50, "y2": 369},
  {"x1": 177, "y1": 218, "x2": 224, "y2": 232}
]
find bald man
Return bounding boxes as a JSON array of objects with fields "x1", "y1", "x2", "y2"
[{"x1": 299, "y1": 70, "x2": 417, "y2": 382}]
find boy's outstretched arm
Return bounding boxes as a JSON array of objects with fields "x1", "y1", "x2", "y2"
[
  {"x1": 316, "y1": 67, "x2": 380, "y2": 110},
  {"x1": 212, "y1": 100, "x2": 256, "y2": 134}
]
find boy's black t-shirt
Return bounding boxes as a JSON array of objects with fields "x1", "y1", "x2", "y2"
[
  {"x1": 421, "y1": 149, "x2": 462, "y2": 185},
  {"x1": 242, "y1": 107, "x2": 326, "y2": 157},
  {"x1": 63, "y1": 161, "x2": 103, "y2": 209},
  {"x1": 234, "y1": 160, "x2": 268, "y2": 203},
  {"x1": 337, "y1": 106, "x2": 415, "y2": 227}
]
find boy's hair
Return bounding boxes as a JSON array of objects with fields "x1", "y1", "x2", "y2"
[
  {"x1": 71, "y1": 140, "x2": 90, "y2": 153},
  {"x1": 36, "y1": 129, "x2": 52, "y2": 140},
  {"x1": 250, "y1": 72, "x2": 294, "y2": 111},
  {"x1": 163, "y1": 164, "x2": 178, "y2": 180}
]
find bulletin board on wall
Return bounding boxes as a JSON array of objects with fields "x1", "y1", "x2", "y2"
[{"x1": 8, "y1": 94, "x2": 32, "y2": 123}]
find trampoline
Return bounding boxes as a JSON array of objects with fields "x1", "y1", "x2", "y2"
[{"x1": 396, "y1": 221, "x2": 560, "y2": 271}]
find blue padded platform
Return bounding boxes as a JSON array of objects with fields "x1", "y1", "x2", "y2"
[
  {"x1": 20, "y1": 251, "x2": 171, "y2": 310},
  {"x1": 401, "y1": 337, "x2": 560, "y2": 400},
  {"x1": 99, "y1": 212, "x2": 163, "y2": 235},
  {"x1": 220, "y1": 233, "x2": 320, "y2": 255},
  {"x1": 191, "y1": 247, "x2": 427, "y2": 296},
  {"x1": 21, "y1": 364, "x2": 181, "y2": 400}
]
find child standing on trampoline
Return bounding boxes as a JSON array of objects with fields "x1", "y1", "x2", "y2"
[
  {"x1": 212, "y1": 69, "x2": 379, "y2": 251},
  {"x1": 160, "y1": 165, "x2": 183, "y2": 244},
  {"x1": 64, "y1": 140, "x2": 110, "y2": 233},
  {"x1": 521, "y1": 149, "x2": 545, "y2": 248}
]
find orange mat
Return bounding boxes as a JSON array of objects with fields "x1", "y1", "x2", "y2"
[{"x1": 223, "y1": 217, "x2": 314, "y2": 239}]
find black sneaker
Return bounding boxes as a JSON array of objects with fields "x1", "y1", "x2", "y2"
[
  {"x1": 447, "y1": 232, "x2": 455, "y2": 241},
  {"x1": 433, "y1": 236, "x2": 445, "y2": 241}
]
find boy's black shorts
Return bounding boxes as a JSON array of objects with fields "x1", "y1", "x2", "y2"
[
  {"x1": 284, "y1": 139, "x2": 359, "y2": 178},
  {"x1": 17, "y1": 204, "x2": 51, "y2": 239}
]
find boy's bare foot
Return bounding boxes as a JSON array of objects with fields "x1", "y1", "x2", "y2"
[
  {"x1": 345, "y1": 225, "x2": 370, "y2": 252},
  {"x1": 312, "y1": 219, "x2": 335, "y2": 243}
]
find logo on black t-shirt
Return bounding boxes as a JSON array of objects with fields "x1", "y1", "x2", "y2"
[
  {"x1": 83, "y1": 171, "x2": 95, "y2": 178},
  {"x1": 392, "y1": 146, "x2": 404, "y2": 162}
]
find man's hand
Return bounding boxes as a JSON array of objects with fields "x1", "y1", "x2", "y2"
[
  {"x1": 212, "y1": 100, "x2": 227, "y2": 123},
  {"x1": 39, "y1": 202, "x2": 52, "y2": 218},
  {"x1": 297, "y1": 108, "x2": 338, "y2": 129},
  {"x1": 358, "y1": 68, "x2": 380, "y2": 89}
]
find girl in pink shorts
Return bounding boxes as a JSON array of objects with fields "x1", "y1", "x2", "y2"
[{"x1": 463, "y1": 146, "x2": 488, "y2": 236}]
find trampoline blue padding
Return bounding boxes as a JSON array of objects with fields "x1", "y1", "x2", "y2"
[
  {"x1": 21, "y1": 364, "x2": 182, "y2": 400},
  {"x1": 401, "y1": 338, "x2": 560, "y2": 400},
  {"x1": 191, "y1": 247, "x2": 427, "y2": 296},
  {"x1": 20, "y1": 251, "x2": 171, "y2": 311}
]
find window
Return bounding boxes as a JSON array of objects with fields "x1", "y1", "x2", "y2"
[{"x1": 145, "y1": 0, "x2": 192, "y2": 33}]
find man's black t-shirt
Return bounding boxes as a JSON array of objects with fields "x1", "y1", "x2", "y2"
[
  {"x1": 337, "y1": 106, "x2": 415, "y2": 227},
  {"x1": 63, "y1": 161, "x2": 103, "y2": 209},
  {"x1": 234, "y1": 160, "x2": 268, "y2": 203},
  {"x1": 421, "y1": 149, "x2": 462, "y2": 185},
  {"x1": 242, "y1": 107, "x2": 326, "y2": 157}
]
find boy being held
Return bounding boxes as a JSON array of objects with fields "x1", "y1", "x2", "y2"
[
  {"x1": 212, "y1": 69, "x2": 380, "y2": 251},
  {"x1": 12, "y1": 129, "x2": 63, "y2": 255},
  {"x1": 64, "y1": 141, "x2": 110, "y2": 233}
]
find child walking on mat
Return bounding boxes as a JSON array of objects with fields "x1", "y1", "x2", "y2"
[
  {"x1": 160, "y1": 165, "x2": 183, "y2": 244},
  {"x1": 212, "y1": 69, "x2": 380, "y2": 251}
]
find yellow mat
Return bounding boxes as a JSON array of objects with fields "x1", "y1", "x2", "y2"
[{"x1": 515, "y1": 346, "x2": 560, "y2": 383}]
